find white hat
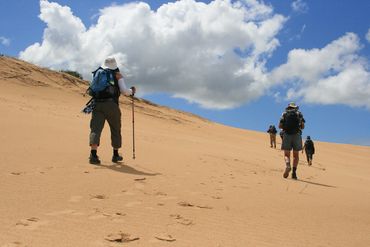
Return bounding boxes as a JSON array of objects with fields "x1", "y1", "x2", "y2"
[
  {"x1": 102, "y1": 57, "x2": 118, "y2": 70},
  {"x1": 288, "y1": 102, "x2": 298, "y2": 108}
]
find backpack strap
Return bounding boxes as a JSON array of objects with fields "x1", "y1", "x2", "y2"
[{"x1": 91, "y1": 67, "x2": 105, "y2": 79}]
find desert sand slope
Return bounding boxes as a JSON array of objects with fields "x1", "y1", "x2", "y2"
[{"x1": 0, "y1": 56, "x2": 370, "y2": 247}]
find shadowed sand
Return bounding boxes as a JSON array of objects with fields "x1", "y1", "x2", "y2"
[{"x1": 1, "y1": 56, "x2": 370, "y2": 246}]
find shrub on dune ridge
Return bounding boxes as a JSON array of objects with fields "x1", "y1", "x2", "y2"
[{"x1": 60, "y1": 70, "x2": 83, "y2": 80}]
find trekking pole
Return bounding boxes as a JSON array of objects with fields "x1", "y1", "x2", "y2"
[{"x1": 131, "y1": 95, "x2": 136, "y2": 159}]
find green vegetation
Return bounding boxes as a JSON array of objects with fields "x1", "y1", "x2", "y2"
[{"x1": 61, "y1": 70, "x2": 83, "y2": 80}]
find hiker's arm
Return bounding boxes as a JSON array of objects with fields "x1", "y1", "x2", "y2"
[
  {"x1": 278, "y1": 119, "x2": 284, "y2": 129},
  {"x1": 300, "y1": 115, "x2": 305, "y2": 129},
  {"x1": 116, "y1": 72, "x2": 134, "y2": 96},
  {"x1": 278, "y1": 113, "x2": 285, "y2": 129}
]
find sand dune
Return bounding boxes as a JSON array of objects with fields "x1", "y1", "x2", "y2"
[{"x1": 1, "y1": 56, "x2": 370, "y2": 247}]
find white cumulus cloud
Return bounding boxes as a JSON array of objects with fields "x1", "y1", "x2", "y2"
[
  {"x1": 19, "y1": 0, "x2": 370, "y2": 110},
  {"x1": 366, "y1": 28, "x2": 370, "y2": 43},
  {"x1": 269, "y1": 33, "x2": 370, "y2": 109},
  {"x1": 20, "y1": 0, "x2": 286, "y2": 109},
  {"x1": 291, "y1": 0, "x2": 308, "y2": 13}
]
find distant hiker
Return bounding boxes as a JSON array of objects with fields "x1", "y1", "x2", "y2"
[
  {"x1": 88, "y1": 57, "x2": 136, "y2": 165},
  {"x1": 279, "y1": 102, "x2": 305, "y2": 179},
  {"x1": 302, "y1": 136, "x2": 315, "y2": 166},
  {"x1": 267, "y1": 125, "x2": 277, "y2": 148}
]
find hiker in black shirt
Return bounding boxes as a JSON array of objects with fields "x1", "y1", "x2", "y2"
[
  {"x1": 279, "y1": 102, "x2": 305, "y2": 180},
  {"x1": 267, "y1": 125, "x2": 277, "y2": 148},
  {"x1": 302, "y1": 136, "x2": 315, "y2": 166}
]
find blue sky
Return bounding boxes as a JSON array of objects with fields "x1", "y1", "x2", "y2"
[{"x1": 1, "y1": 0, "x2": 369, "y2": 145}]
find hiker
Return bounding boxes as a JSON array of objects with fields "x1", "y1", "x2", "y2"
[
  {"x1": 279, "y1": 102, "x2": 305, "y2": 179},
  {"x1": 302, "y1": 136, "x2": 315, "y2": 166},
  {"x1": 88, "y1": 57, "x2": 136, "y2": 165},
  {"x1": 267, "y1": 125, "x2": 277, "y2": 148}
]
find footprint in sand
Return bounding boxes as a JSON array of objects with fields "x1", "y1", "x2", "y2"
[
  {"x1": 154, "y1": 234, "x2": 176, "y2": 242},
  {"x1": 88, "y1": 208, "x2": 126, "y2": 221},
  {"x1": 110, "y1": 212, "x2": 126, "y2": 222},
  {"x1": 178, "y1": 201, "x2": 213, "y2": 209},
  {"x1": 154, "y1": 191, "x2": 178, "y2": 201},
  {"x1": 90, "y1": 194, "x2": 107, "y2": 201},
  {"x1": 15, "y1": 217, "x2": 48, "y2": 230},
  {"x1": 212, "y1": 196, "x2": 223, "y2": 200},
  {"x1": 170, "y1": 214, "x2": 194, "y2": 226},
  {"x1": 178, "y1": 201, "x2": 194, "y2": 207},
  {"x1": 105, "y1": 232, "x2": 139, "y2": 243},
  {"x1": 88, "y1": 208, "x2": 110, "y2": 220},
  {"x1": 121, "y1": 190, "x2": 136, "y2": 196},
  {"x1": 10, "y1": 172, "x2": 24, "y2": 176}
]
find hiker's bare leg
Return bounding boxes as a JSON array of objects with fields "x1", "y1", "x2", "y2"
[
  {"x1": 284, "y1": 150, "x2": 291, "y2": 167},
  {"x1": 269, "y1": 135, "x2": 273, "y2": 147},
  {"x1": 283, "y1": 150, "x2": 292, "y2": 178},
  {"x1": 293, "y1": 150, "x2": 299, "y2": 168},
  {"x1": 91, "y1": 144, "x2": 98, "y2": 150}
]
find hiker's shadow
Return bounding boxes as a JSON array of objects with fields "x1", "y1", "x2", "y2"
[
  {"x1": 101, "y1": 162, "x2": 161, "y2": 176},
  {"x1": 297, "y1": 179, "x2": 336, "y2": 188}
]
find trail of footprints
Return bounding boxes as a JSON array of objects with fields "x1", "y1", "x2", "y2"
[{"x1": 9, "y1": 176, "x2": 222, "y2": 245}]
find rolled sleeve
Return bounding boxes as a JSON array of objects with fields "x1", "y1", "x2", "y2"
[{"x1": 118, "y1": 78, "x2": 132, "y2": 96}]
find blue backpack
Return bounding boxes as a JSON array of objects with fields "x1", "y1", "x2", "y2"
[{"x1": 88, "y1": 67, "x2": 117, "y2": 98}]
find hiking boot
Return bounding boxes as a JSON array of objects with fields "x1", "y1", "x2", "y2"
[
  {"x1": 292, "y1": 172, "x2": 297, "y2": 180},
  {"x1": 112, "y1": 155, "x2": 123, "y2": 163},
  {"x1": 283, "y1": 167, "x2": 291, "y2": 178},
  {"x1": 89, "y1": 155, "x2": 101, "y2": 165}
]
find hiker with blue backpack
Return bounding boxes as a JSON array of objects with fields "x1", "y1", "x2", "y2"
[
  {"x1": 86, "y1": 57, "x2": 136, "y2": 165},
  {"x1": 278, "y1": 102, "x2": 305, "y2": 180}
]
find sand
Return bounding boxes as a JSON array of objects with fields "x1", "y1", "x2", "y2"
[{"x1": 1, "y1": 56, "x2": 370, "y2": 247}]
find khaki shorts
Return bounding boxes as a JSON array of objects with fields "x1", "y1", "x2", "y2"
[{"x1": 281, "y1": 132, "x2": 302, "y2": 151}]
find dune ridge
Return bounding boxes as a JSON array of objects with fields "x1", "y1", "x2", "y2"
[{"x1": 1, "y1": 56, "x2": 370, "y2": 247}]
